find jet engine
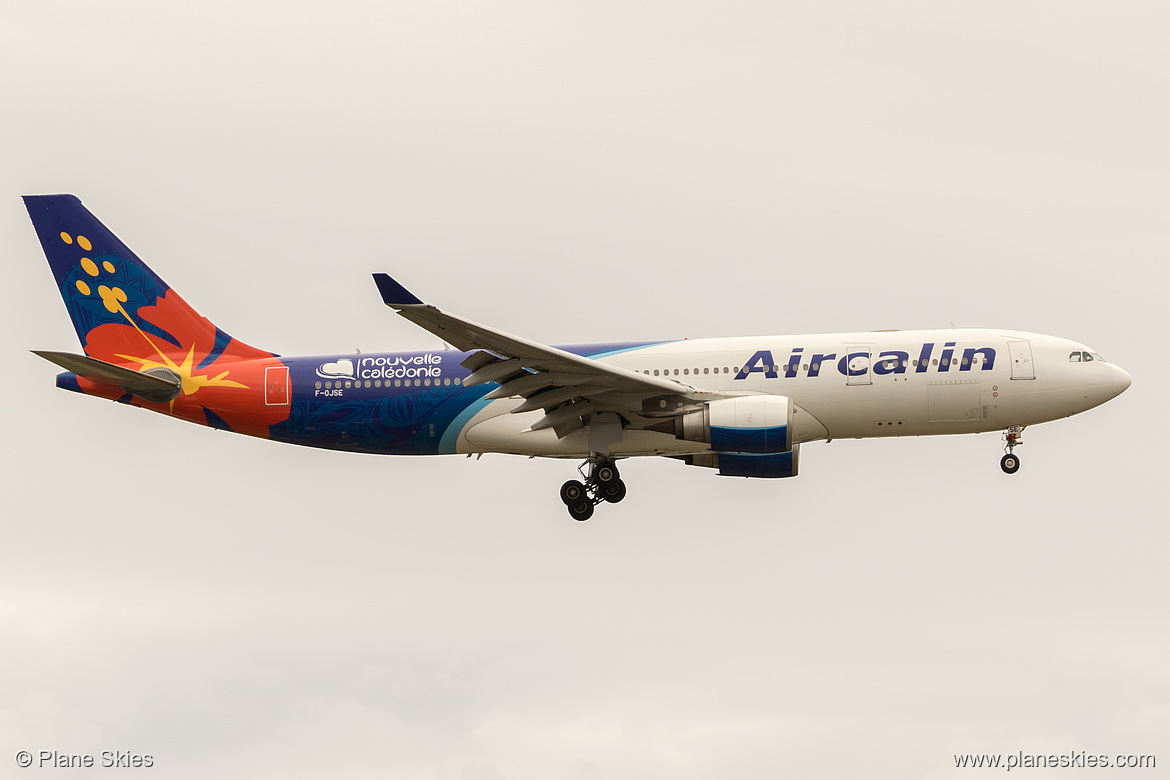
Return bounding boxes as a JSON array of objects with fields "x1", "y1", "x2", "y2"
[{"x1": 656, "y1": 395, "x2": 800, "y2": 478}]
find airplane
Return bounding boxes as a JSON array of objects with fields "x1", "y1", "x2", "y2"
[{"x1": 26, "y1": 194, "x2": 1132, "y2": 520}]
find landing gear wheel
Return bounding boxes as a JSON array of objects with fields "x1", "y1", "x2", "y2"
[
  {"x1": 594, "y1": 460, "x2": 619, "y2": 489},
  {"x1": 602, "y1": 479, "x2": 627, "y2": 504},
  {"x1": 567, "y1": 501, "x2": 594, "y2": 521},
  {"x1": 561, "y1": 457, "x2": 627, "y2": 520},
  {"x1": 560, "y1": 479, "x2": 586, "y2": 506},
  {"x1": 1000, "y1": 454, "x2": 1020, "y2": 474}
]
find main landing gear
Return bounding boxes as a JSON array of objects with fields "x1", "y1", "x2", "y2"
[
  {"x1": 1000, "y1": 426, "x2": 1024, "y2": 474},
  {"x1": 559, "y1": 456, "x2": 626, "y2": 521}
]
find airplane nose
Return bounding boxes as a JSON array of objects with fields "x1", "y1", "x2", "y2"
[{"x1": 1112, "y1": 365, "x2": 1132, "y2": 396}]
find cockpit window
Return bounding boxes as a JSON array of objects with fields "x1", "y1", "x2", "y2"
[
  {"x1": 1069, "y1": 351, "x2": 1082, "y2": 362},
  {"x1": 1070, "y1": 350, "x2": 1107, "y2": 363},
  {"x1": 1089, "y1": 352, "x2": 1106, "y2": 362}
]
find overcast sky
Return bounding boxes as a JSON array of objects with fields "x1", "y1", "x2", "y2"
[{"x1": 2, "y1": 3, "x2": 1167, "y2": 778}]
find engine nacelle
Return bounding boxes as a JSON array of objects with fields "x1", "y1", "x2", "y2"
[
  {"x1": 679, "y1": 395, "x2": 793, "y2": 453},
  {"x1": 667, "y1": 396, "x2": 799, "y2": 478},
  {"x1": 683, "y1": 447, "x2": 800, "y2": 478}
]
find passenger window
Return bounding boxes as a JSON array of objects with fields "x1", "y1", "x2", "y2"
[
  {"x1": 653, "y1": 369, "x2": 659, "y2": 376},
  {"x1": 1069, "y1": 351, "x2": 1082, "y2": 362},
  {"x1": 703, "y1": 367, "x2": 709, "y2": 374},
  {"x1": 315, "y1": 381, "x2": 322, "y2": 389},
  {"x1": 684, "y1": 368, "x2": 689, "y2": 375}
]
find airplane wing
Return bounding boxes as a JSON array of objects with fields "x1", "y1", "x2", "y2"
[{"x1": 373, "y1": 274, "x2": 720, "y2": 437}]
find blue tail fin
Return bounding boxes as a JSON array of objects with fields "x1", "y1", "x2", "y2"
[{"x1": 24, "y1": 194, "x2": 271, "y2": 365}]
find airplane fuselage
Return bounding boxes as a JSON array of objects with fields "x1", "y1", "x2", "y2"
[{"x1": 56, "y1": 327, "x2": 1128, "y2": 459}]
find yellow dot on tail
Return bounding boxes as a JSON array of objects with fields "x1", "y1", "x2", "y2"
[
  {"x1": 76, "y1": 280, "x2": 91, "y2": 295},
  {"x1": 60, "y1": 232, "x2": 73, "y2": 244},
  {"x1": 77, "y1": 236, "x2": 92, "y2": 251},
  {"x1": 97, "y1": 285, "x2": 127, "y2": 313},
  {"x1": 103, "y1": 260, "x2": 115, "y2": 273},
  {"x1": 81, "y1": 257, "x2": 99, "y2": 276}
]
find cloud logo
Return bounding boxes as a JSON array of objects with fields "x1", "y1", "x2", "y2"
[{"x1": 316, "y1": 359, "x2": 355, "y2": 379}]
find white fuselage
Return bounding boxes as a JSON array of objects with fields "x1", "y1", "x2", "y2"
[{"x1": 455, "y1": 329, "x2": 1130, "y2": 458}]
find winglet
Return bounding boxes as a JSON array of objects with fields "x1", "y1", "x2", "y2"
[{"x1": 372, "y1": 273, "x2": 423, "y2": 306}]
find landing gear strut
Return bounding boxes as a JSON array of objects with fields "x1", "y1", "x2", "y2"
[
  {"x1": 559, "y1": 456, "x2": 626, "y2": 520},
  {"x1": 1001, "y1": 426, "x2": 1024, "y2": 474}
]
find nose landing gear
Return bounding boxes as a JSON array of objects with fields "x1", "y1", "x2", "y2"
[
  {"x1": 559, "y1": 456, "x2": 626, "y2": 520},
  {"x1": 1000, "y1": 426, "x2": 1024, "y2": 474}
]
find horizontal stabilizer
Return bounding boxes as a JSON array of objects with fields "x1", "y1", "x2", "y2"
[{"x1": 33, "y1": 350, "x2": 181, "y2": 403}]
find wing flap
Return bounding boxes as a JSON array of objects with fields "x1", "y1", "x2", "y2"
[
  {"x1": 512, "y1": 385, "x2": 590, "y2": 413},
  {"x1": 464, "y1": 358, "x2": 526, "y2": 387},
  {"x1": 460, "y1": 350, "x2": 501, "y2": 372},
  {"x1": 530, "y1": 401, "x2": 597, "y2": 432}
]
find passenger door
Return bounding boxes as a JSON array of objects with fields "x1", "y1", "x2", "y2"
[
  {"x1": 1008, "y1": 340, "x2": 1035, "y2": 380},
  {"x1": 844, "y1": 345, "x2": 872, "y2": 386}
]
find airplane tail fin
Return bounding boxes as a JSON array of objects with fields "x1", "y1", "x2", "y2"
[{"x1": 24, "y1": 194, "x2": 272, "y2": 366}]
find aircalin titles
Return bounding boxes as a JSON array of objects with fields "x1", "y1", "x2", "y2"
[{"x1": 735, "y1": 342, "x2": 997, "y2": 380}]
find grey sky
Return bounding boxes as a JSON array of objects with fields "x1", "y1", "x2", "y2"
[{"x1": 2, "y1": 3, "x2": 1166, "y2": 778}]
